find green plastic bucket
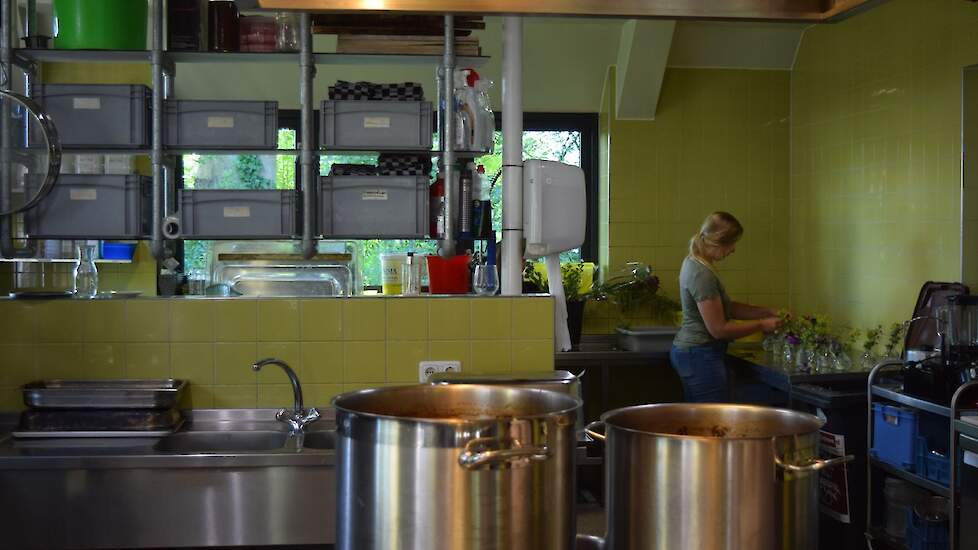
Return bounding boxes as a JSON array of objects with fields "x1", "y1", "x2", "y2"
[{"x1": 53, "y1": 0, "x2": 148, "y2": 50}]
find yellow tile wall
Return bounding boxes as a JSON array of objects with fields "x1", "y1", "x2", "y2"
[
  {"x1": 589, "y1": 65, "x2": 791, "y2": 334},
  {"x1": 0, "y1": 296, "x2": 554, "y2": 411},
  {"x1": 789, "y1": 0, "x2": 978, "y2": 327}
]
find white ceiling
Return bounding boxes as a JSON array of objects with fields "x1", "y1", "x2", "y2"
[{"x1": 666, "y1": 20, "x2": 807, "y2": 70}]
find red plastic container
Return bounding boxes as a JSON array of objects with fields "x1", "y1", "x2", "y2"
[{"x1": 426, "y1": 254, "x2": 471, "y2": 294}]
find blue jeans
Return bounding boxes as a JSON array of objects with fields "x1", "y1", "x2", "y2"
[{"x1": 669, "y1": 343, "x2": 730, "y2": 403}]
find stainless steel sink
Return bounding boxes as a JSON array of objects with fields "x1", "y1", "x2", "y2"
[
  {"x1": 154, "y1": 430, "x2": 289, "y2": 453},
  {"x1": 300, "y1": 431, "x2": 335, "y2": 449}
]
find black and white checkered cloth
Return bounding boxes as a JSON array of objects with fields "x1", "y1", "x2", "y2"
[
  {"x1": 377, "y1": 154, "x2": 431, "y2": 176},
  {"x1": 328, "y1": 81, "x2": 425, "y2": 101}
]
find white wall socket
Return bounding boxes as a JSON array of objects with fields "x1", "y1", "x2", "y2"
[{"x1": 419, "y1": 360, "x2": 462, "y2": 382}]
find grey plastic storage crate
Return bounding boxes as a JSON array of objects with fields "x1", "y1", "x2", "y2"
[
  {"x1": 164, "y1": 100, "x2": 278, "y2": 149},
  {"x1": 321, "y1": 100, "x2": 433, "y2": 151},
  {"x1": 31, "y1": 84, "x2": 150, "y2": 148},
  {"x1": 177, "y1": 189, "x2": 296, "y2": 239},
  {"x1": 319, "y1": 175, "x2": 428, "y2": 238},
  {"x1": 25, "y1": 174, "x2": 149, "y2": 238}
]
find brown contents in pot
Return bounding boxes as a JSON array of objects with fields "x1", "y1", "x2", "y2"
[{"x1": 675, "y1": 424, "x2": 732, "y2": 437}]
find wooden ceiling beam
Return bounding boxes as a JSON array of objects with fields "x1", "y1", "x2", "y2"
[{"x1": 246, "y1": 0, "x2": 883, "y2": 22}]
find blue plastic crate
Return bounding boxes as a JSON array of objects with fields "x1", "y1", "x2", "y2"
[
  {"x1": 906, "y1": 509, "x2": 948, "y2": 550},
  {"x1": 914, "y1": 436, "x2": 963, "y2": 488},
  {"x1": 870, "y1": 404, "x2": 919, "y2": 470}
]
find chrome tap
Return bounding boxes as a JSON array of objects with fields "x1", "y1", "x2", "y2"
[{"x1": 251, "y1": 358, "x2": 320, "y2": 435}]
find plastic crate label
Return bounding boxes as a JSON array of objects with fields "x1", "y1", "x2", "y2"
[
  {"x1": 69, "y1": 189, "x2": 97, "y2": 201},
  {"x1": 207, "y1": 116, "x2": 235, "y2": 129},
  {"x1": 72, "y1": 97, "x2": 101, "y2": 110},
  {"x1": 363, "y1": 116, "x2": 391, "y2": 129},
  {"x1": 884, "y1": 412, "x2": 900, "y2": 426},
  {"x1": 361, "y1": 190, "x2": 388, "y2": 201},
  {"x1": 223, "y1": 206, "x2": 251, "y2": 218}
]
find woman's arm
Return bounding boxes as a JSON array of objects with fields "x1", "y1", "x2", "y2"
[
  {"x1": 698, "y1": 298, "x2": 780, "y2": 340},
  {"x1": 729, "y1": 301, "x2": 777, "y2": 320}
]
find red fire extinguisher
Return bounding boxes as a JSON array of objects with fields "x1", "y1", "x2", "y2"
[{"x1": 430, "y1": 176, "x2": 445, "y2": 238}]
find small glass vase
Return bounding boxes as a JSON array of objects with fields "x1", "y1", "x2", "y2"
[
  {"x1": 72, "y1": 244, "x2": 99, "y2": 299},
  {"x1": 782, "y1": 344, "x2": 796, "y2": 369},
  {"x1": 860, "y1": 351, "x2": 878, "y2": 370}
]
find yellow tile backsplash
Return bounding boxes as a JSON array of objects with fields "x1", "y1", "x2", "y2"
[
  {"x1": 594, "y1": 66, "x2": 791, "y2": 333},
  {"x1": 0, "y1": 296, "x2": 554, "y2": 409},
  {"x1": 788, "y1": 0, "x2": 975, "y2": 327},
  {"x1": 258, "y1": 300, "x2": 300, "y2": 341}
]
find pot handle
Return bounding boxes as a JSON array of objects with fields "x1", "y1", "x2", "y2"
[
  {"x1": 458, "y1": 437, "x2": 549, "y2": 469},
  {"x1": 775, "y1": 454, "x2": 855, "y2": 473},
  {"x1": 584, "y1": 420, "x2": 605, "y2": 442}
]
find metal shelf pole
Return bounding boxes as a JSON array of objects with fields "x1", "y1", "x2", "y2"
[
  {"x1": 439, "y1": 14, "x2": 456, "y2": 256},
  {"x1": 865, "y1": 359, "x2": 904, "y2": 544},
  {"x1": 950, "y1": 380, "x2": 978, "y2": 550},
  {"x1": 150, "y1": 0, "x2": 166, "y2": 260},
  {"x1": 0, "y1": 0, "x2": 14, "y2": 258},
  {"x1": 299, "y1": 12, "x2": 316, "y2": 259}
]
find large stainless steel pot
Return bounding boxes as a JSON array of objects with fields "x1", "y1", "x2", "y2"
[
  {"x1": 586, "y1": 403, "x2": 853, "y2": 550},
  {"x1": 333, "y1": 384, "x2": 580, "y2": 550}
]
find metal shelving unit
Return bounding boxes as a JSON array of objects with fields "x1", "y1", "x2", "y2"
[
  {"x1": 1, "y1": 3, "x2": 472, "y2": 261},
  {"x1": 871, "y1": 384, "x2": 952, "y2": 418},
  {"x1": 14, "y1": 48, "x2": 488, "y2": 67},
  {"x1": 948, "y1": 380, "x2": 978, "y2": 550},
  {"x1": 869, "y1": 457, "x2": 952, "y2": 498},
  {"x1": 866, "y1": 361, "x2": 978, "y2": 550}
]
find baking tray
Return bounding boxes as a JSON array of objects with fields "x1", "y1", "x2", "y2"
[
  {"x1": 14, "y1": 408, "x2": 183, "y2": 439},
  {"x1": 22, "y1": 379, "x2": 187, "y2": 410}
]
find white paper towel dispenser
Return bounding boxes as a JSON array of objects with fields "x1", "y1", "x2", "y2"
[
  {"x1": 522, "y1": 160, "x2": 586, "y2": 352},
  {"x1": 522, "y1": 160, "x2": 586, "y2": 258}
]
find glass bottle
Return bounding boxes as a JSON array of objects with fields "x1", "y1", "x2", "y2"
[
  {"x1": 72, "y1": 244, "x2": 98, "y2": 299},
  {"x1": 400, "y1": 253, "x2": 421, "y2": 296}
]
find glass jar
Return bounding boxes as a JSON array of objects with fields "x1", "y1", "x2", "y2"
[
  {"x1": 275, "y1": 13, "x2": 299, "y2": 52},
  {"x1": 72, "y1": 244, "x2": 98, "y2": 299},
  {"x1": 208, "y1": 0, "x2": 240, "y2": 52}
]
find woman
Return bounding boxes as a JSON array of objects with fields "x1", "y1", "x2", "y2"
[{"x1": 669, "y1": 211, "x2": 781, "y2": 402}]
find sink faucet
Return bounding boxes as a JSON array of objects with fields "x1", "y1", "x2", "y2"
[{"x1": 251, "y1": 358, "x2": 320, "y2": 435}]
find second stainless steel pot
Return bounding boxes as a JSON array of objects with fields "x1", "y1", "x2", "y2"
[
  {"x1": 334, "y1": 384, "x2": 580, "y2": 550},
  {"x1": 586, "y1": 403, "x2": 852, "y2": 550}
]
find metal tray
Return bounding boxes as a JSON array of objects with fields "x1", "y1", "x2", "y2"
[
  {"x1": 22, "y1": 379, "x2": 187, "y2": 410},
  {"x1": 13, "y1": 419, "x2": 184, "y2": 439}
]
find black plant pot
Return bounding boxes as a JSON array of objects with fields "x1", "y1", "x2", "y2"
[{"x1": 566, "y1": 300, "x2": 585, "y2": 349}]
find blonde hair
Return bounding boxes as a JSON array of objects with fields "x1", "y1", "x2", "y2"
[{"x1": 689, "y1": 211, "x2": 744, "y2": 266}]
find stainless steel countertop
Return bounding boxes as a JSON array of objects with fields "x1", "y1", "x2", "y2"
[{"x1": 0, "y1": 408, "x2": 336, "y2": 470}]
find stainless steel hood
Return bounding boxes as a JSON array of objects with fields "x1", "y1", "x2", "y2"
[{"x1": 241, "y1": 0, "x2": 884, "y2": 22}]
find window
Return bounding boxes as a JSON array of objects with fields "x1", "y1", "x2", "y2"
[{"x1": 178, "y1": 111, "x2": 599, "y2": 288}]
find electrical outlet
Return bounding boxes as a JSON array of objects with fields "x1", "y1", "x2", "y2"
[{"x1": 419, "y1": 360, "x2": 462, "y2": 382}]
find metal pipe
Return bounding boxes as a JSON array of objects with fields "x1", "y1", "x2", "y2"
[
  {"x1": 438, "y1": 14, "x2": 456, "y2": 257},
  {"x1": 299, "y1": 12, "x2": 315, "y2": 260},
  {"x1": 501, "y1": 16, "x2": 523, "y2": 295},
  {"x1": 150, "y1": 0, "x2": 165, "y2": 261},
  {"x1": 0, "y1": 0, "x2": 15, "y2": 258}
]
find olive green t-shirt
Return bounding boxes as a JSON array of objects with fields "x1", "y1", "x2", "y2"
[{"x1": 674, "y1": 256, "x2": 732, "y2": 348}]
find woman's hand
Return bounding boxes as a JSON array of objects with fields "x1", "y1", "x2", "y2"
[{"x1": 759, "y1": 316, "x2": 782, "y2": 333}]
